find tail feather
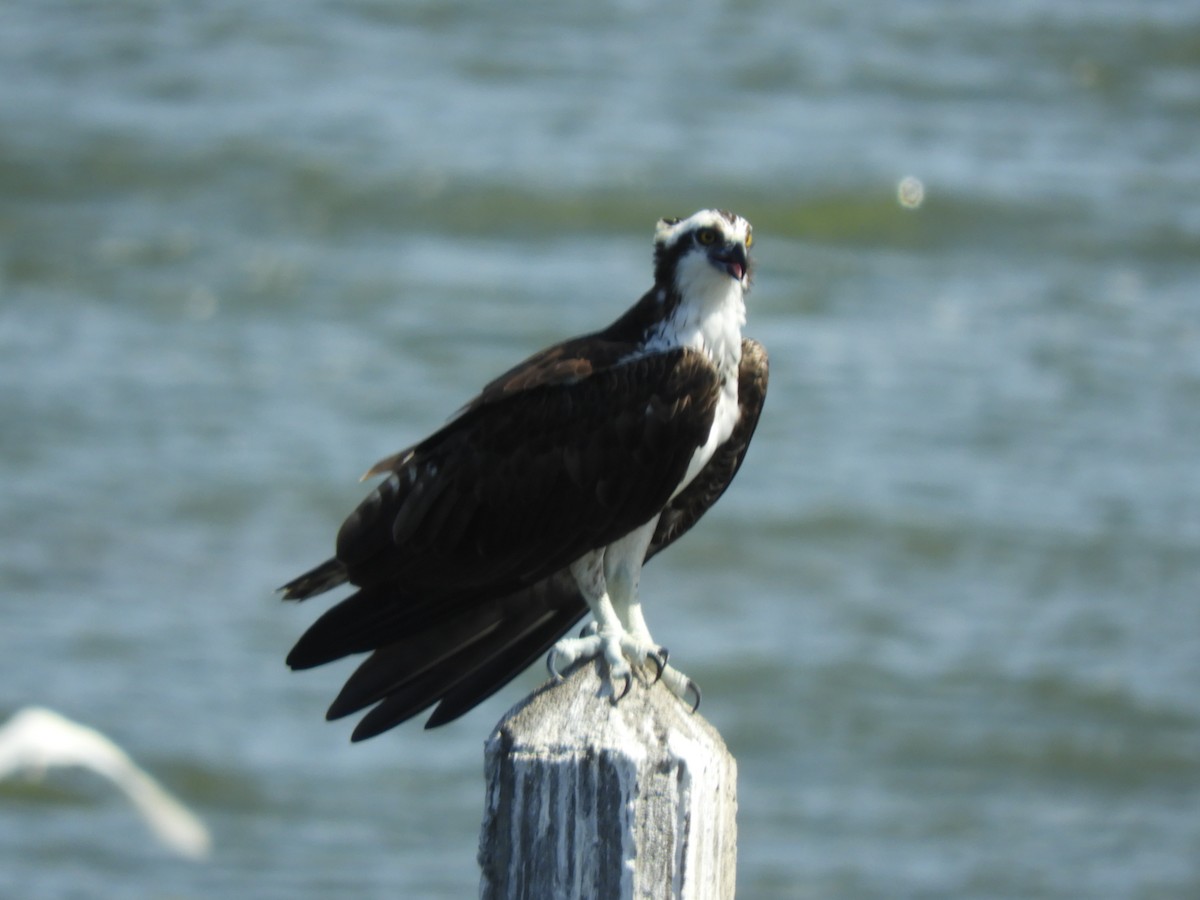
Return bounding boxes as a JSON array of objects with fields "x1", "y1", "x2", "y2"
[
  {"x1": 286, "y1": 586, "x2": 446, "y2": 670},
  {"x1": 350, "y1": 600, "x2": 583, "y2": 740},
  {"x1": 349, "y1": 654, "x2": 478, "y2": 741},
  {"x1": 425, "y1": 600, "x2": 583, "y2": 728},
  {"x1": 326, "y1": 603, "x2": 510, "y2": 720},
  {"x1": 279, "y1": 558, "x2": 348, "y2": 601},
  {"x1": 286, "y1": 566, "x2": 586, "y2": 738}
]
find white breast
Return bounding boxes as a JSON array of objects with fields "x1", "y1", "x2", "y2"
[
  {"x1": 632, "y1": 250, "x2": 747, "y2": 499},
  {"x1": 661, "y1": 259, "x2": 746, "y2": 499},
  {"x1": 671, "y1": 375, "x2": 740, "y2": 500}
]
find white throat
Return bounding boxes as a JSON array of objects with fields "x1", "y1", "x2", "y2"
[
  {"x1": 649, "y1": 253, "x2": 747, "y2": 499},
  {"x1": 658, "y1": 251, "x2": 746, "y2": 379}
]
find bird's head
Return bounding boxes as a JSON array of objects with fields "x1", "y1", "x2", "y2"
[{"x1": 653, "y1": 209, "x2": 754, "y2": 295}]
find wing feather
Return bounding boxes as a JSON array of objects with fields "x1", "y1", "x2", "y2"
[
  {"x1": 284, "y1": 338, "x2": 768, "y2": 735},
  {"x1": 333, "y1": 346, "x2": 720, "y2": 596}
]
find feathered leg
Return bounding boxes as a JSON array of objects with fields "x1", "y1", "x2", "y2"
[{"x1": 547, "y1": 519, "x2": 670, "y2": 700}]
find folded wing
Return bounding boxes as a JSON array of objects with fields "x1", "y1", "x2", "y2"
[{"x1": 284, "y1": 342, "x2": 772, "y2": 737}]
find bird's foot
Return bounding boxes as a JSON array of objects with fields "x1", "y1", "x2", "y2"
[{"x1": 547, "y1": 630, "x2": 669, "y2": 701}]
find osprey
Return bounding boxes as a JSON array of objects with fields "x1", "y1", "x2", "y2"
[{"x1": 282, "y1": 209, "x2": 769, "y2": 740}]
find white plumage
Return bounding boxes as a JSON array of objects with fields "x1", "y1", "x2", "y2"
[{"x1": 0, "y1": 707, "x2": 211, "y2": 860}]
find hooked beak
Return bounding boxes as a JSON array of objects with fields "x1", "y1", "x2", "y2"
[{"x1": 708, "y1": 242, "x2": 749, "y2": 281}]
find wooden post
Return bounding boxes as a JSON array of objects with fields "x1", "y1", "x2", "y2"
[{"x1": 478, "y1": 660, "x2": 738, "y2": 900}]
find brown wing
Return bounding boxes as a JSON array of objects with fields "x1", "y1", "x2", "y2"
[
  {"x1": 413, "y1": 338, "x2": 769, "y2": 731},
  {"x1": 282, "y1": 341, "x2": 766, "y2": 738},
  {"x1": 357, "y1": 334, "x2": 635, "y2": 479},
  {"x1": 322, "y1": 346, "x2": 720, "y2": 598}
]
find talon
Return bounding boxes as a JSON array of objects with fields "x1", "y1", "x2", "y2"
[
  {"x1": 546, "y1": 652, "x2": 564, "y2": 682},
  {"x1": 616, "y1": 671, "x2": 633, "y2": 702},
  {"x1": 685, "y1": 679, "x2": 701, "y2": 714},
  {"x1": 648, "y1": 647, "x2": 668, "y2": 682}
]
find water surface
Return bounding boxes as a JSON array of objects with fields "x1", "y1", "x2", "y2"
[{"x1": 2, "y1": 1, "x2": 1198, "y2": 897}]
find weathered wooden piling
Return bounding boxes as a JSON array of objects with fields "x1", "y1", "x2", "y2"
[{"x1": 478, "y1": 660, "x2": 738, "y2": 900}]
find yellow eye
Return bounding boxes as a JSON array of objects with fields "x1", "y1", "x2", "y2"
[
  {"x1": 695, "y1": 228, "x2": 718, "y2": 246},
  {"x1": 745, "y1": 232, "x2": 753, "y2": 248}
]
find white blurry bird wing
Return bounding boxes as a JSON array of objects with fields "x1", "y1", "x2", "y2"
[{"x1": 0, "y1": 707, "x2": 211, "y2": 859}]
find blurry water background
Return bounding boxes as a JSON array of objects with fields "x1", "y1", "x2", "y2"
[{"x1": 2, "y1": 1, "x2": 1198, "y2": 897}]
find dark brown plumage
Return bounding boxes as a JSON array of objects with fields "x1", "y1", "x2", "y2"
[
  {"x1": 282, "y1": 210, "x2": 767, "y2": 739},
  {"x1": 284, "y1": 338, "x2": 767, "y2": 738}
]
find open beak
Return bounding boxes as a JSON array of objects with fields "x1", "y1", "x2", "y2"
[{"x1": 709, "y1": 242, "x2": 749, "y2": 281}]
